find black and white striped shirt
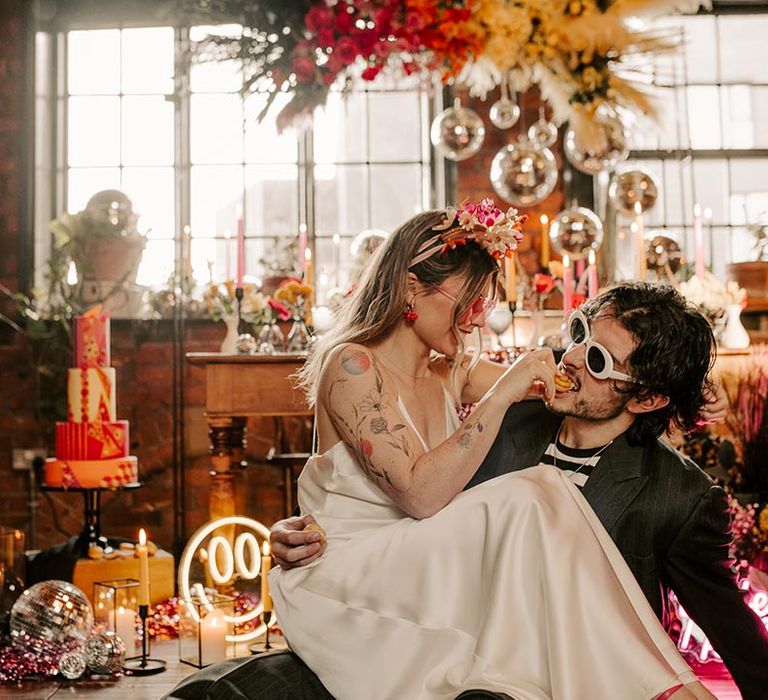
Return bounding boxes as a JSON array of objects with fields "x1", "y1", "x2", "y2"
[{"x1": 538, "y1": 438, "x2": 609, "y2": 490}]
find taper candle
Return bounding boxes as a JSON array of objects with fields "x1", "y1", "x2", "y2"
[
  {"x1": 587, "y1": 250, "x2": 598, "y2": 299},
  {"x1": 693, "y1": 203, "x2": 705, "y2": 278},
  {"x1": 539, "y1": 214, "x2": 550, "y2": 268},
  {"x1": 634, "y1": 201, "x2": 646, "y2": 281},
  {"x1": 236, "y1": 215, "x2": 245, "y2": 289},
  {"x1": 505, "y1": 253, "x2": 517, "y2": 303},
  {"x1": 137, "y1": 529, "x2": 150, "y2": 607},
  {"x1": 562, "y1": 254, "x2": 573, "y2": 316},
  {"x1": 304, "y1": 248, "x2": 314, "y2": 289},
  {"x1": 261, "y1": 541, "x2": 273, "y2": 613}
]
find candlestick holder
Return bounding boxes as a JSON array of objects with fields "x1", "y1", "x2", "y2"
[
  {"x1": 507, "y1": 302, "x2": 518, "y2": 350},
  {"x1": 179, "y1": 589, "x2": 235, "y2": 668},
  {"x1": 94, "y1": 578, "x2": 140, "y2": 656},
  {"x1": 248, "y1": 610, "x2": 280, "y2": 655},
  {"x1": 122, "y1": 604, "x2": 166, "y2": 675},
  {"x1": 235, "y1": 285, "x2": 247, "y2": 335}
]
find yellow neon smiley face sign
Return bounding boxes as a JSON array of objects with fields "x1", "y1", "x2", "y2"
[{"x1": 177, "y1": 516, "x2": 277, "y2": 643}]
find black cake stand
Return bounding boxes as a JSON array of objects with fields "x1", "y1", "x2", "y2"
[{"x1": 41, "y1": 483, "x2": 142, "y2": 557}]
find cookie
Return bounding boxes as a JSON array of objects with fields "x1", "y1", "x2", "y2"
[
  {"x1": 303, "y1": 523, "x2": 327, "y2": 547},
  {"x1": 87, "y1": 545, "x2": 104, "y2": 560},
  {"x1": 554, "y1": 374, "x2": 574, "y2": 391}
]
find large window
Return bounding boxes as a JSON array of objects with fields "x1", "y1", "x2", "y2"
[
  {"x1": 36, "y1": 23, "x2": 438, "y2": 311},
  {"x1": 615, "y1": 10, "x2": 768, "y2": 279}
]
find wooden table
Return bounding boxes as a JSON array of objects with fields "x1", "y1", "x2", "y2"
[{"x1": 186, "y1": 353, "x2": 312, "y2": 523}]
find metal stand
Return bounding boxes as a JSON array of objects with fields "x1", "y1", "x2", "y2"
[
  {"x1": 247, "y1": 611, "x2": 275, "y2": 654},
  {"x1": 122, "y1": 604, "x2": 166, "y2": 675},
  {"x1": 41, "y1": 484, "x2": 141, "y2": 557},
  {"x1": 235, "y1": 285, "x2": 246, "y2": 335},
  {"x1": 508, "y1": 302, "x2": 517, "y2": 353}
]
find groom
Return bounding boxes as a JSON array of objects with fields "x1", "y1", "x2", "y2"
[{"x1": 273, "y1": 283, "x2": 768, "y2": 699}]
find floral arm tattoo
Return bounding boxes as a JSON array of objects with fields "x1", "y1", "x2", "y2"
[
  {"x1": 329, "y1": 349, "x2": 414, "y2": 490},
  {"x1": 457, "y1": 418, "x2": 483, "y2": 449}
]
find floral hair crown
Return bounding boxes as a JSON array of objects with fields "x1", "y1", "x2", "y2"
[{"x1": 409, "y1": 198, "x2": 527, "y2": 268}]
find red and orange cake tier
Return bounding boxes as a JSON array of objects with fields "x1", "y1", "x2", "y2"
[{"x1": 44, "y1": 456, "x2": 139, "y2": 489}]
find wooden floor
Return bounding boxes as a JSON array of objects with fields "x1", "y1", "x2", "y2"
[{"x1": 0, "y1": 643, "x2": 742, "y2": 699}]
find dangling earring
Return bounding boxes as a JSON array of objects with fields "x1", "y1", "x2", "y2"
[{"x1": 403, "y1": 301, "x2": 418, "y2": 323}]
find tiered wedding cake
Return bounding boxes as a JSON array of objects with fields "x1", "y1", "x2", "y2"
[{"x1": 44, "y1": 306, "x2": 139, "y2": 489}]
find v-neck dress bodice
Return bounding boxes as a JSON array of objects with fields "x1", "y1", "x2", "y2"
[{"x1": 269, "y1": 390, "x2": 698, "y2": 699}]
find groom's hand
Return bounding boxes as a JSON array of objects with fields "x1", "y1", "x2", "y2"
[{"x1": 270, "y1": 514, "x2": 326, "y2": 569}]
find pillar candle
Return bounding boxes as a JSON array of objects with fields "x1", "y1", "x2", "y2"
[
  {"x1": 693, "y1": 203, "x2": 705, "y2": 278},
  {"x1": 505, "y1": 253, "x2": 517, "y2": 303},
  {"x1": 562, "y1": 254, "x2": 573, "y2": 316},
  {"x1": 539, "y1": 214, "x2": 550, "y2": 268},
  {"x1": 115, "y1": 605, "x2": 136, "y2": 652},
  {"x1": 634, "y1": 201, "x2": 646, "y2": 281},
  {"x1": 587, "y1": 250, "x2": 598, "y2": 299},
  {"x1": 201, "y1": 609, "x2": 227, "y2": 666},
  {"x1": 137, "y1": 529, "x2": 150, "y2": 607},
  {"x1": 236, "y1": 216, "x2": 245, "y2": 289},
  {"x1": 261, "y1": 541, "x2": 273, "y2": 613},
  {"x1": 224, "y1": 230, "x2": 232, "y2": 281}
]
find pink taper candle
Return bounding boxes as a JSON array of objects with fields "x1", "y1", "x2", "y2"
[
  {"x1": 236, "y1": 216, "x2": 245, "y2": 288},
  {"x1": 693, "y1": 203, "x2": 705, "y2": 278},
  {"x1": 562, "y1": 254, "x2": 573, "y2": 316},
  {"x1": 587, "y1": 250, "x2": 598, "y2": 299}
]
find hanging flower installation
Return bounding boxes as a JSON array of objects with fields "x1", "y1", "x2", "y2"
[{"x1": 181, "y1": 0, "x2": 705, "y2": 146}]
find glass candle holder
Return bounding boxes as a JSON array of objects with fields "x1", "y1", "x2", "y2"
[
  {"x1": 179, "y1": 589, "x2": 235, "y2": 668},
  {"x1": 93, "y1": 578, "x2": 140, "y2": 657},
  {"x1": 0, "y1": 527, "x2": 25, "y2": 625}
]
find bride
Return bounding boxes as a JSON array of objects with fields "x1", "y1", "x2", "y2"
[{"x1": 268, "y1": 200, "x2": 714, "y2": 700}]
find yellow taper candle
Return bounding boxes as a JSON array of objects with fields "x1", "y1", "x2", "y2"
[
  {"x1": 505, "y1": 253, "x2": 517, "y2": 303},
  {"x1": 261, "y1": 541, "x2": 273, "y2": 613},
  {"x1": 137, "y1": 528, "x2": 150, "y2": 607}
]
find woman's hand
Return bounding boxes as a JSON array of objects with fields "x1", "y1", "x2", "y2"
[
  {"x1": 270, "y1": 514, "x2": 326, "y2": 569},
  {"x1": 697, "y1": 381, "x2": 729, "y2": 426},
  {"x1": 492, "y1": 348, "x2": 558, "y2": 405}
]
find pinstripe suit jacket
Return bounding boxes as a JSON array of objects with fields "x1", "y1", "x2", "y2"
[{"x1": 468, "y1": 400, "x2": 768, "y2": 699}]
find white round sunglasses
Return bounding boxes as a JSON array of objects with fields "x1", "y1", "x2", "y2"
[{"x1": 567, "y1": 309, "x2": 643, "y2": 384}]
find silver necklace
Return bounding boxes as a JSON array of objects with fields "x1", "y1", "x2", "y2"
[{"x1": 552, "y1": 423, "x2": 614, "y2": 476}]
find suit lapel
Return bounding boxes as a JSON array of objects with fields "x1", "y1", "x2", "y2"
[{"x1": 582, "y1": 434, "x2": 648, "y2": 534}]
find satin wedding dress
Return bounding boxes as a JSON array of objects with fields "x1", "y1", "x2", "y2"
[{"x1": 269, "y1": 393, "x2": 697, "y2": 699}]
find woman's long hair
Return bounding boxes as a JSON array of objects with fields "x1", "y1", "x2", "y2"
[{"x1": 297, "y1": 209, "x2": 500, "y2": 405}]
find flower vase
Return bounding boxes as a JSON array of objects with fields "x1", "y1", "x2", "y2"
[
  {"x1": 219, "y1": 315, "x2": 240, "y2": 354},
  {"x1": 286, "y1": 317, "x2": 313, "y2": 353},
  {"x1": 258, "y1": 322, "x2": 285, "y2": 353},
  {"x1": 720, "y1": 304, "x2": 750, "y2": 349}
]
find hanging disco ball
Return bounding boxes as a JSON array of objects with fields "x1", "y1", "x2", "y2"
[
  {"x1": 608, "y1": 169, "x2": 659, "y2": 215},
  {"x1": 549, "y1": 205, "x2": 604, "y2": 260},
  {"x1": 489, "y1": 98, "x2": 520, "y2": 130},
  {"x1": 527, "y1": 118, "x2": 558, "y2": 148},
  {"x1": 646, "y1": 233, "x2": 684, "y2": 276},
  {"x1": 564, "y1": 113, "x2": 629, "y2": 174},
  {"x1": 490, "y1": 140, "x2": 558, "y2": 207},
  {"x1": 10, "y1": 580, "x2": 94, "y2": 647},
  {"x1": 430, "y1": 103, "x2": 486, "y2": 161}
]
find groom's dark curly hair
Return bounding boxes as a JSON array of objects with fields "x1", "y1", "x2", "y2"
[{"x1": 582, "y1": 282, "x2": 716, "y2": 446}]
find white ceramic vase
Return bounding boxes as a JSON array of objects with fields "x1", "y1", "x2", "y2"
[
  {"x1": 219, "y1": 315, "x2": 240, "y2": 354},
  {"x1": 720, "y1": 303, "x2": 750, "y2": 349}
]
